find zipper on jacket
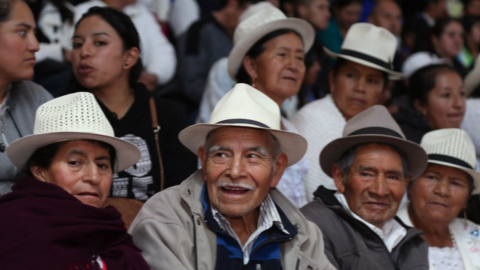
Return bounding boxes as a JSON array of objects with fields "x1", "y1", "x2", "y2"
[{"x1": 242, "y1": 236, "x2": 292, "y2": 270}]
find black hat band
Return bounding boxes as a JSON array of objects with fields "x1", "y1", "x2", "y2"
[
  {"x1": 428, "y1": 154, "x2": 473, "y2": 170},
  {"x1": 349, "y1": 127, "x2": 403, "y2": 138},
  {"x1": 216, "y1": 119, "x2": 270, "y2": 128},
  {"x1": 339, "y1": 49, "x2": 393, "y2": 71}
]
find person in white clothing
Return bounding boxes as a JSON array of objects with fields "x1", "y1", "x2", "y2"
[
  {"x1": 38, "y1": 0, "x2": 176, "y2": 88},
  {"x1": 397, "y1": 128, "x2": 480, "y2": 270},
  {"x1": 292, "y1": 23, "x2": 403, "y2": 200}
]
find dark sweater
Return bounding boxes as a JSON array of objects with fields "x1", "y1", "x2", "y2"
[
  {"x1": 301, "y1": 186, "x2": 429, "y2": 270},
  {"x1": 68, "y1": 84, "x2": 197, "y2": 201}
]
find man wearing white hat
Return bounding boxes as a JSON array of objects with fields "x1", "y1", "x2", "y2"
[
  {"x1": 129, "y1": 83, "x2": 335, "y2": 270},
  {"x1": 293, "y1": 22, "x2": 403, "y2": 200},
  {"x1": 301, "y1": 105, "x2": 429, "y2": 270}
]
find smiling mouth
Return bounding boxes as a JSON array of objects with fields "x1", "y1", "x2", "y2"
[{"x1": 220, "y1": 186, "x2": 251, "y2": 195}]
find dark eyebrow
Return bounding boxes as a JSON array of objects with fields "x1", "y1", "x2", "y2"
[
  {"x1": 72, "y1": 32, "x2": 109, "y2": 40},
  {"x1": 278, "y1": 46, "x2": 305, "y2": 54},
  {"x1": 95, "y1": 155, "x2": 111, "y2": 162},
  {"x1": 15, "y1": 23, "x2": 35, "y2": 30},
  {"x1": 68, "y1": 149, "x2": 87, "y2": 157}
]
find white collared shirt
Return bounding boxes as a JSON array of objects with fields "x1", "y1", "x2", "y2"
[
  {"x1": 334, "y1": 192, "x2": 407, "y2": 252},
  {"x1": 211, "y1": 194, "x2": 290, "y2": 265}
]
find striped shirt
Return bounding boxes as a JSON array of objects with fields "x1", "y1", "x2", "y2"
[{"x1": 211, "y1": 194, "x2": 290, "y2": 265}]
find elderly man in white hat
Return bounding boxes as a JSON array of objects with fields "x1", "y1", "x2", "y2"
[
  {"x1": 129, "y1": 83, "x2": 335, "y2": 270},
  {"x1": 301, "y1": 105, "x2": 430, "y2": 270},
  {"x1": 293, "y1": 22, "x2": 404, "y2": 201}
]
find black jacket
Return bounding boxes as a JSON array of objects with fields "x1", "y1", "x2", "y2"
[
  {"x1": 301, "y1": 186, "x2": 429, "y2": 270},
  {"x1": 67, "y1": 84, "x2": 197, "y2": 201},
  {"x1": 393, "y1": 105, "x2": 432, "y2": 144}
]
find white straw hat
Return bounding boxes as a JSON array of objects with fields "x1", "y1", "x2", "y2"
[
  {"x1": 179, "y1": 83, "x2": 307, "y2": 166},
  {"x1": 420, "y1": 129, "x2": 480, "y2": 194},
  {"x1": 7, "y1": 92, "x2": 140, "y2": 172},
  {"x1": 324, "y1": 23, "x2": 403, "y2": 80},
  {"x1": 402, "y1": 52, "x2": 449, "y2": 78},
  {"x1": 227, "y1": 3, "x2": 315, "y2": 80}
]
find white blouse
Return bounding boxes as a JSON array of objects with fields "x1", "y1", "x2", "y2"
[{"x1": 429, "y1": 246, "x2": 465, "y2": 270}]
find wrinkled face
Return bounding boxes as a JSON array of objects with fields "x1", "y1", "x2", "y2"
[
  {"x1": 249, "y1": 32, "x2": 305, "y2": 105},
  {"x1": 330, "y1": 61, "x2": 385, "y2": 120},
  {"x1": 0, "y1": 0, "x2": 39, "y2": 85},
  {"x1": 303, "y1": 0, "x2": 331, "y2": 30},
  {"x1": 434, "y1": 21, "x2": 464, "y2": 59},
  {"x1": 369, "y1": 1, "x2": 402, "y2": 37},
  {"x1": 198, "y1": 128, "x2": 285, "y2": 219},
  {"x1": 409, "y1": 164, "x2": 470, "y2": 225},
  {"x1": 418, "y1": 71, "x2": 465, "y2": 130},
  {"x1": 336, "y1": 2, "x2": 362, "y2": 30},
  {"x1": 71, "y1": 15, "x2": 131, "y2": 91},
  {"x1": 32, "y1": 140, "x2": 113, "y2": 208},
  {"x1": 333, "y1": 144, "x2": 410, "y2": 228}
]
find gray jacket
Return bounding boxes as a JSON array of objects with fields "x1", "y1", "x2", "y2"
[
  {"x1": 301, "y1": 186, "x2": 429, "y2": 270},
  {"x1": 0, "y1": 81, "x2": 52, "y2": 195},
  {"x1": 129, "y1": 170, "x2": 336, "y2": 270}
]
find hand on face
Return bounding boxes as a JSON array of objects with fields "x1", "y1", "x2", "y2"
[
  {"x1": 408, "y1": 164, "x2": 471, "y2": 226},
  {"x1": 333, "y1": 143, "x2": 410, "y2": 228},
  {"x1": 31, "y1": 140, "x2": 113, "y2": 208},
  {"x1": 198, "y1": 127, "x2": 287, "y2": 220}
]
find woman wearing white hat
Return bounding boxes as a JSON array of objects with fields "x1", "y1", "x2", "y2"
[
  {"x1": 220, "y1": 3, "x2": 315, "y2": 207},
  {"x1": 0, "y1": 92, "x2": 150, "y2": 270},
  {"x1": 293, "y1": 22, "x2": 402, "y2": 200},
  {"x1": 398, "y1": 129, "x2": 480, "y2": 270}
]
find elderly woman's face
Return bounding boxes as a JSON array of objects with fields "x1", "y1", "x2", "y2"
[
  {"x1": 409, "y1": 164, "x2": 470, "y2": 224},
  {"x1": 248, "y1": 32, "x2": 305, "y2": 105},
  {"x1": 0, "y1": 0, "x2": 39, "y2": 84},
  {"x1": 417, "y1": 71, "x2": 465, "y2": 130},
  {"x1": 72, "y1": 15, "x2": 135, "y2": 91},
  {"x1": 32, "y1": 140, "x2": 113, "y2": 208}
]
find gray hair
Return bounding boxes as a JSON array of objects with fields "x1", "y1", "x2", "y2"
[
  {"x1": 336, "y1": 143, "x2": 411, "y2": 183},
  {"x1": 203, "y1": 128, "x2": 282, "y2": 160}
]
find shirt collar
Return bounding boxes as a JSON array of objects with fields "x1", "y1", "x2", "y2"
[
  {"x1": 211, "y1": 193, "x2": 289, "y2": 236},
  {"x1": 334, "y1": 192, "x2": 407, "y2": 252}
]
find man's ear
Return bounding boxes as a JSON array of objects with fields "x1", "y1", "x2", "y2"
[
  {"x1": 197, "y1": 147, "x2": 208, "y2": 181},
  {"x1": 30, "y1": 166, "x2": 48, "y2": 183},
  {"x1": 270, "y1": 153, "x2": 288, "y2": 188},
  {"x1": 332, "y1": 164, "x2": 346, "y2": 193},
  {"x1": 243, "y1": 56, "x2": 258, "y2": 82},
  {"x1": 123, "y1": 47, "x2": 140, "y2": 70}
]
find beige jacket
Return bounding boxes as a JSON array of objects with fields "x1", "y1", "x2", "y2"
[{"x1": 129, "y1": 170, "x2": 336, "y2": 270}]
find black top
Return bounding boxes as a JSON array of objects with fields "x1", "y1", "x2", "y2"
[
  {"x1": 393, "y1": 105, "x2": 432, "y2": 144},
  {"x1": 68, "y1": 84, "x2": 198, "y2": 201}
]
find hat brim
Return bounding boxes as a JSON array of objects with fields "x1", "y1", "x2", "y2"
[
  {"x1": 7, "y1": 132, "x2": 141, "y2": 173},
  {"x1": 179, "y1": 123, "x2": 307, "y2": 166},
  {"x1": 228, "y1": 18, "x2": 315, "y2": 80},
  {"x1": 324, "y1": 47, "x2": 404, "y2": 80},
  {"x1": 320, "y1": 134, "x2": 428, "y2": 179},
  {"x1": 426, "y1": 160, "x2": 480, "y2": 195}
]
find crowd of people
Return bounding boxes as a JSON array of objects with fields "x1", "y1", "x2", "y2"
[{"x1": 1, "y1": 0, "x2": 480, "y2": 269}]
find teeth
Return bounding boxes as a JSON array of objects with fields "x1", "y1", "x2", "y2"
[{"x1": 224, "y1": 187, "x2": 245, "y2": 191}]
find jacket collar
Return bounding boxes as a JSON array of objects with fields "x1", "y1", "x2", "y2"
[
  {"x1": 179, "y1": 170, "x2": 311, "y2": 245},
  {"x1": 313, "y1": 185, "x2": 424, "y2": 244}
]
